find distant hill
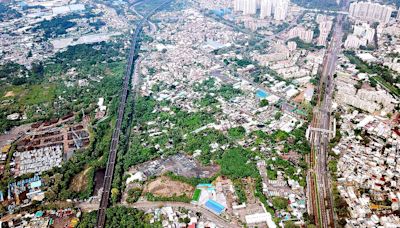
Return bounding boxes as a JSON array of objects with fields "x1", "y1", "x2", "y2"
[
  {"x1": 292, "y1": 0, "x2": 339, "y2": 10},
  {"x1": 385, "y1": 0, "x2": 400, "y2": 7}
]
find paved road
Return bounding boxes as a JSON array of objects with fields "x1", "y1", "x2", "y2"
[
  {"x1": 129, "y1": 201, "x2": 240, "y2": 228},
  {"x1": 95, "y1": 1, "x2": 172, "y2": 227},
  {"x1": 131, "y1": 0, "x2": 157, "y2": 33}
]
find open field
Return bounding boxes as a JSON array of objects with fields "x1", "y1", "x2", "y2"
[
  {"x1": 70, "y1": 167, "x2": 92, "y2": 193},
  {"x1": 143, "y1": 176, "x2": 194, "y2": 198}
]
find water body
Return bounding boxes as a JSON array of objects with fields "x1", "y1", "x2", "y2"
[{"x1": 256, "y1": 89, "x2": 269, "y2": 99}]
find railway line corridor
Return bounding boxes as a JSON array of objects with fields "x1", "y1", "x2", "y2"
[{"x1": 95, "y1": 1, "x2": 172, "y2": 227}]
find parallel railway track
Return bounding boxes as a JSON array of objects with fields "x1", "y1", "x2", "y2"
[{"x1": 95, "y1": 1, "x2": 172, "y2": 227}]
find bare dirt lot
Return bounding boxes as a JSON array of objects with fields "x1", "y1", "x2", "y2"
[
  {"x1": 4, "y1": 91, "x2": 15, "y2": 97},
  {"x1": 129, "y1": 153, "x2": 220, "y2": 179},
  {"x1": 70, "y1": 167, "x2": 91, "y2": 192},
  {"x1": 143, "y1": 176, "x2": 194, "y2": 198}
]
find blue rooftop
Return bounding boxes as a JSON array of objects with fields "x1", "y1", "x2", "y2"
[
  {"x1": 205, "y1": 199, "x2": 225, "y2": 215},
  {"x1": 35, "y1": 211, "x2": 44, "y2": 217},
  {"x1": 30, "y1": 180, "x2": 42, "y2": 189}
]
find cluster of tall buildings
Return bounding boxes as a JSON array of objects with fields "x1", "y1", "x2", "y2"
[
  {"x1": 344, "y1": 23, "x2": 375, "y2": 49},
  {"x1": 316, "y1": 14, "x2": 333, "y2": 46},
  {"x1": 234, "y1": 0, "x2": 290, "y2": 21},
  {"x1": 287, "y1": 26, "x2": 314, "y2": 43},
  {"x1": 349, "y1": 2, "x2": 394, "y2": 24}
]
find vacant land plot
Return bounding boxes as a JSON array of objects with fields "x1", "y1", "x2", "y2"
[
  {"x1": 70, "y1": 167, "x2": 92, "y2": 192},
  {"x1": 143, "y1": 176, "x2": 194, "y2": 198},
  {"x1": 4, "y1": 91, "x2": 15, "y2": 97},
  {"x1": 130, "y1": 153, "x2": 220, "y2": 179}
]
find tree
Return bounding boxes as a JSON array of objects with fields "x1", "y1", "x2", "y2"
[
  {"x1": 370, "y1": 78, "x2": 377, "y2": 87},
  {"x1": 45, "y1": 189, "x2": 57, "y2": 201},
  {"x1": 274, "y1": 112, "x2": 282, "y2": 120},
  {"x1": 228, "y1": 126, "x2": 246, "y2": 140},
  {"x1": 272, "y1": 196, "x2": 288, "y2": 210},
  {"x1": 0, "y1": 204, "x2": 6, "y2": 215},
  {"x1": 111, "y1": 188, "x2": 119, "y2": 204},
  {"x1": 260, "y1": 99, "x2": 269, "y2": 107},
  {"x1": 285, "y1": 221, "x2": 297, "y2": 228},
  {"x1": 354, "y1": 81, "x2": 362, "y2": 90},
  {"x1": 220, "y1": 148, "x2": 258, "y2": 179},
  {"x1": 77, "y1": 211, "x2": 97, "y2": 228}
]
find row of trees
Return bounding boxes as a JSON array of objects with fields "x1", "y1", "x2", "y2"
[
  {"x1": 77, "y1": 206, "x2": 160, "y2": 228},
  {"x1": 345, "y1": 50, "x2": 400, "y2": 96}
]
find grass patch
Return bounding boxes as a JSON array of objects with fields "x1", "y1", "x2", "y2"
[
  {"x1": 192, "y1": 189, "x2": 201, "y2": 202},
  {"x1": 372, "y1": 76, "x2": 400, "y2": 97}
]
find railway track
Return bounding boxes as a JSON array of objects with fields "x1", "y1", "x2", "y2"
[
  {"x1": 95, "y1": 1, "x2": 172, "y2": 227},
  {"x1": 307, "y1": 10, "x2": 347, "y2": 228}
]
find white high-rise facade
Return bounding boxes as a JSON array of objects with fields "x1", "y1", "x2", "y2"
[
  {"x1": 243, "y1": 0, "x2": 257, "y2": 15},
  {"x1": 259, "y1": 0, "x2": 289, "y2": 20},
  {"x1": 234, "y1": 0, "x2": 245, "y2": 12},
  {"x1": 349, "y1": 2, "x2": 393, "y2": 24},
  {"x1": 234, "y1": 0, "x2": 258, "y2": 15},
  {"x1": 274, "y1": 0, "x2": 289, "y2": 21},
  {"x1": 260, "y1": 0, "x2": 273, "y2": 18}
]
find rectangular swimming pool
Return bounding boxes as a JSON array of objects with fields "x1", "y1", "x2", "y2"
[{"x1": 205, "y1": 199, "x2": 225, "y2": 214}]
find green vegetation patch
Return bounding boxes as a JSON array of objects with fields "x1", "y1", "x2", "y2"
[
  {"x1": 345, "y1": 50, "x2": 400, "y2": 96},
  {"x1": 288, "y1": 37, "x2": 323, "y2": 51},
  {"x1": 165, "y1": 172, "x2": 216, "y2": 187},
  {"x1": 227, "y1": 126, "x2": 246, "y2": 140},
  {"x1": 271, "y1": 196, "x2": 289, "y2": 210},
  {"x1": 146, "y1": 192, "x2": 191, "y2": 203},
  {"x1": 31, "y1": 12, "x2": 98, "y2": 39},
  {"x1": 233, "y1": 179, "x2": 247, "y2": 204},
  {"x1": 192, "y1": 189, "x2": 201, "y2": 201},
  {"x1": 0, "y1": 41, "x2": 126, "y2": 132},
  {"x1": 220, "y1": 148, "x2": 258, "y2": 179},
  {"x1": 78, "y1": 206, "x2": 161, "y2": 228}
]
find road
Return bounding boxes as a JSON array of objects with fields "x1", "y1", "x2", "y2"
[
  {"x1": 131, "y1": 0, "x2": 157, "y2": 33},
  {"x1": 307, "y1": 11, "x2": 346, "y2": 228},
  {"x1": 95, "y1": 1, "x2": 172, "y2": 227},
  {"x1": 129, "y1": 201, "x2": 240, "y2": 228}
]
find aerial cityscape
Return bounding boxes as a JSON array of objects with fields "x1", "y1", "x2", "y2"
[{"x1": 0, "y1": 0, "x2": 399, "y2": 227}]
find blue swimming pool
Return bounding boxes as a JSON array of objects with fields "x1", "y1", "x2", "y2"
[
  {"x1": 197, "y1": 183, "x2": 212, "y2": 188},
  {"x1": 205, "y1": 199, "x2": 225, "y2": 214},
  {"x1": 256, "y1": 89, "x2": 269, "y2": 99}
]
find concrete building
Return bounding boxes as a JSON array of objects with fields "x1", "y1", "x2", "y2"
[
  {"x1": 344, "y1": 34, "x2": 364, "y2": 49},
  {"x1": 234, "y1": 0, "x2": 245, "y2": 12},
  {"x1": 243, "y1": 0, "x2": 258, "y2": 15},
  {"x1": 349, "y1": 2, "x2": 393, "y2": 24},
  {"x1": 316, "y1": 15, "x2": 333, "y2": 46},
  {"x1": 288, "y1": 26, "x2": 314, "y2": 43},
  {"x1": 287, "y1": 41, "x2": 297, "y2": 51},
  {"x1": 273, "y1": 0, "x2": 289, "y2": 21},
  {"x1": 344, "y1": 23, "x2": 375, "y2": 49},
  {"x1": 260, "y1": 0, "x2": 273, "y2": 18},
  {"x1": 259, "y1": 0, "x2": 289, "y2": 20}
]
